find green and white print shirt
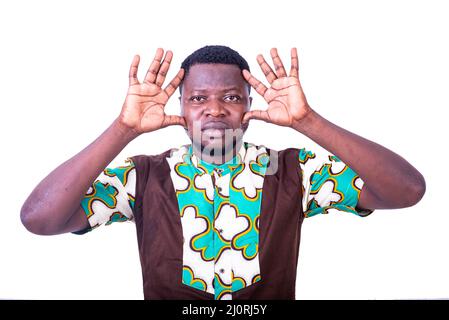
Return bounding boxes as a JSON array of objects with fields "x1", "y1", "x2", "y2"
[{"x1": 80, "y1": 143, "x2": 370, "y2": 300}]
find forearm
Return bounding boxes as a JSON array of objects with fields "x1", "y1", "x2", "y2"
[
  {"x1": 21, "y1": 118, "x2": 138, "y2": 234},
  {"x1": 292, "y1": 109, "x2": 426, "y2": 208}
]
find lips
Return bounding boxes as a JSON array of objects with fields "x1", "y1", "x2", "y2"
[{"x1": 201, "y1": 121, "x2": 231, "y2": 131}]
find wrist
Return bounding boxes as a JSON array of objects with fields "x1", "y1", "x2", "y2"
[
  {"x1": 113, "y1": 117, "x2": 140, "y2": 143},
  {"x1": 290, "y1": 107, "x2": 320, "y2": 135}
]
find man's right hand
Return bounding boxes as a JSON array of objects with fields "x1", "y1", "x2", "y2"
[
  {"x1": 21, "y1": 48, "x2": 187, "y2": 235},
  {"x1": 119, "y1": 48, "x2": 186, "y2": 135}
]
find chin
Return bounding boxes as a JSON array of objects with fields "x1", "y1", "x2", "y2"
[{"x1": 200, "y1": 138, "x2": 227, "y2": 152}]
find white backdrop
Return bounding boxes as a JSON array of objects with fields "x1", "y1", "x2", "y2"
[{"x1": 1, "y1": 0, "x2": 448, "y2": 299}]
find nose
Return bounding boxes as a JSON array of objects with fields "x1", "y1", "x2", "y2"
[{"x1": 204, "y1": 99, "x2": 227, "y2": 118}]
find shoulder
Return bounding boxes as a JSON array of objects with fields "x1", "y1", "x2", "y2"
[
  {"x1": 130, "y1": 145, "x2": 193, "y2": 177},
  {"x1": 244, "y1": 142, "x2": 301, "y2": 155},
  {"x1": 244, "y1": 143, "x2": 304, "y2": 179},
  {"x1": 245, "y1": 142, "x2": 302, "y2": 163},
  {"x1": 130, "y1": 147, "x2": 179, "y2": 166}
]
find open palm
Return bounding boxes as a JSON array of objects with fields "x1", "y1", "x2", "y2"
[
  {"x1": 120, "y1": 48, "x2": 185, "y2": 134},
  {"x1": 242, "y1": 48, "x2": 311, "y2": 127}
]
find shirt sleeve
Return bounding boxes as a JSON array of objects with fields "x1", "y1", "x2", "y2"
[
  {"x1": 298, "y1": 148, "x2": 374, "y2": 218},
  {"x1": 74, "y1": 158, "x2": 136, "y2": 234}
]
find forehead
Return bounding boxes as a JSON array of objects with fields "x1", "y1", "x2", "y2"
[{"x1": 182, "y1": 63, "x2": 247, "y2": 91}]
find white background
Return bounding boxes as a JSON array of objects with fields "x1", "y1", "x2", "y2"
[{"x1": 1, "y1": 0, "x2": 448, "y2": 299}]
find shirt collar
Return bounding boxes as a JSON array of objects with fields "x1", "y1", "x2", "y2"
[
  {"x1": 186, "y1": 143, "x2": 247, "y2": 176},
  {"x1": 170, "y1": 142, "x2": 270, "y2": 176}
]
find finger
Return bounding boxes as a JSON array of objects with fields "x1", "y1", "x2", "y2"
[
  {"x1": 129, "y1": 55, "x2": 140, "y2": 86},
  {"x1": 270, "y1": 48, "x2": 287, "y2": 78},
  {"x1": 242, "y1": 70, "x2": 268, "y2": 97},
  {"x1": 155, "y1": 50, "x2": 173, "y2": 87},
  {"x1": 162, "y1": 115, "x2": 187, "y2": 128},
  {"x1": 256, "y1": 54, "x2": 277, "y2": 84},
  {"x1": 144, "y1": 48, "x2": 164, "y2": 84},
  {"x1": 289, "y1": 47, "x2": 299, "y2": 78},
  {"x1": 164, "y1": 68, "x2": 185, "y2": 97},
  {"x1": 242, "y1": 110, "x2": 271, "y2": 124}
]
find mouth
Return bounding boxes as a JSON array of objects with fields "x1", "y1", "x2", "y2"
[
  {"x1": 199, "y1": 121, "x2": 232, "y2": 140},
  {"x1": 201, "y1": 121, "x2": 231, "y2": 131}
]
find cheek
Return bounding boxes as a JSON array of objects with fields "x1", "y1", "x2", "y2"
[
  {"x1": 231, "y1": 105, "x2": 248, "y2": 122},
  {"x1": 181, "y1": 106, "x2": 195, "y2": 121},
  {"x1": 183, "y1": 110, "x2": 201, "y2": 126},
  {"x1": 182, "y1": 108, "x2": 201, "y2": 136}
]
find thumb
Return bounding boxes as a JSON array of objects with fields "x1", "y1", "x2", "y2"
[
  {"x1": 162, "y1": 115, "x2": 187, "y2": 128},
  {"x1": 242, "y1": 110, "x2": 270, "y2": 124}
]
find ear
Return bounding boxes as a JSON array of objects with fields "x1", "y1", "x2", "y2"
[{"x1": 179, "y1": 96, "x2": 184, "y2": 116}]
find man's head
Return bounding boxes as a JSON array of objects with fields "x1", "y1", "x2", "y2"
[{"x1": 179, "y1": 45, "x2": 252, "y2": 160}]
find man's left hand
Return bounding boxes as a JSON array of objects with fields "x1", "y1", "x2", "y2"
[{"x1": 242, "y1": 48, "x2": 312, "y2": 127}]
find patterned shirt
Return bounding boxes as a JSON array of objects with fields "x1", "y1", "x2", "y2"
[{"x1": 79, "y1": 142, "x2": 371, "y2": 300}]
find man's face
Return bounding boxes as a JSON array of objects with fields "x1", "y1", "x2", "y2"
[{"x1": 180, "y1": 63, "x2": 252, "y2": 154}]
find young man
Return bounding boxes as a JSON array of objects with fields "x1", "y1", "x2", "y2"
[{"x1": 20, "y1": 45, "x2": 425, "y2": 300}]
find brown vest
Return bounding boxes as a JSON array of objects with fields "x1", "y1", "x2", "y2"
[{"x1": 131, "y1": 147, "x2": 304, "y2": 300}]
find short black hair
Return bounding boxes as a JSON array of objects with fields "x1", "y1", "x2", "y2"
[{"x1": 180, "y1": 45, "x2": 250, "y2": 93}]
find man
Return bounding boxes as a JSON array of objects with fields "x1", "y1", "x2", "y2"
[{"x1": 20, "y1": 45, "x2": 426, "y2": 300}]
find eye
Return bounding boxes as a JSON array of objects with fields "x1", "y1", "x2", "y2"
[
  {"x1": 224, "y1": 95, "x2": 241, "y2": 102},
  {"x1": 189, "y1": 96, "x2": 206, "y2": 103}
]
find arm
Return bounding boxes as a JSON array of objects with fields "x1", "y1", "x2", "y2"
[
  {"x1": 242, "y1": 48, "x2": 425, "y2": 210},
  {"x1": 291, "y1": 110, "x2": 425, "y2": 209},
  {"x1": 21, "y1": 120, "x2": 137, "y2": 235},
  {"x1": 21, "y1": 49, "x2": 185, "y2": 235}
]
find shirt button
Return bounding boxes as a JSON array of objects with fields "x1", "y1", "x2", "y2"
[
  {"x1": 218, "y1": 229, "x2": 223, "y2": 234},
  {"x1": 219, "y1": 268, "x2": 225, "y2": 274},
  {"x1": 217, "y1": 187, "x2": 222, "y2": 192}
]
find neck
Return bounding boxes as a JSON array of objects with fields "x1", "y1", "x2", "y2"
[{"x1": 192, "y1": 141, "x2": 243, "y2": 165}]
